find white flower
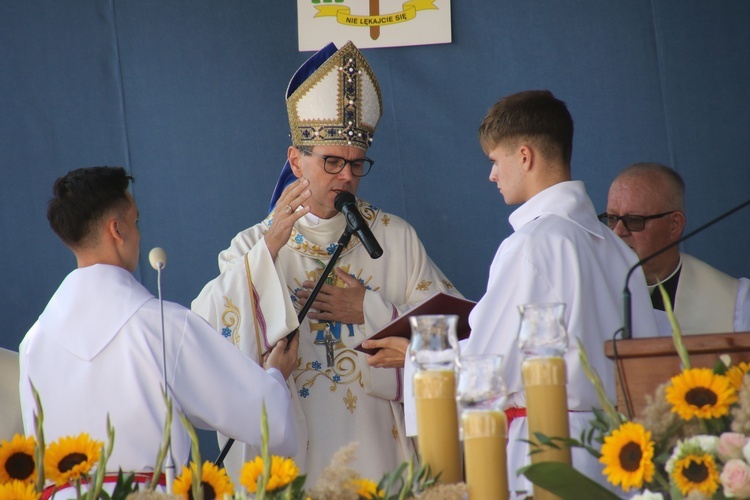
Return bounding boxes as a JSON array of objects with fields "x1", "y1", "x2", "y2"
[
  {"x1": 630, "y1": 489, "x2": 664, "y2": 500},
  {"x1": 721, "y1": 354, "x2": 733, "y2": 368},
  {"x1": 691, "y1": 434, "x2": 720, "y2": 454},
  {"x1": 742, "y1": 440, "x2": 750, "y2": 464}
]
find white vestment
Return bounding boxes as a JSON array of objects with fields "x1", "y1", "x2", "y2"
[
  {"x1": 653, "y1": 252, "x2": 750, "y2": 335},
  {"x1": 192, "y1": 197, "x2": 462, "y2": 486},
  {"x1": 405, "y1": 181, "x2": 660, "y2": 495},
  {"x1": 19, "y1": 264, "x2": 297, "y2": 475}
]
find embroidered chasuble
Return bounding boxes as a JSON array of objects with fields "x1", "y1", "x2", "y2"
[
  {"x1": 673, "y1": 253, "x2": 738, "y2": 334},
  {"x1": 193, "y1": 197, "x2": 462, "y2": 486}
]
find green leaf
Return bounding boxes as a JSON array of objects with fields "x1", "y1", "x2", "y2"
[
  {"x1": 519, "y1": 462, "x2": 621, "y2": 500},
  {"x1": 533, "y1": 432, "x2": 561, "y2": 449},
  {"x1": 713, "y1": 357, "x2": 730, "y2": 375}
]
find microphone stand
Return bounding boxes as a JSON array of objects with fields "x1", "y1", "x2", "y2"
[
  {"x1": 214, "y1": 227, "x2": 353, "y2": 467},
  {"x1": 155, "y1": 262, "x2": 175, "y2": 493},
  {"x1": 621, "y1": 197, "x2": 750, "y2": 339}
]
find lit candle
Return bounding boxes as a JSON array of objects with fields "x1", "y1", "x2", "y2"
[
  {"x1": 462, "y1": 409, "x2": 508, "y2": 500},
  {"x1": 414, "y1": 369, "x2": 462, "y2": 484},
  {"x1": 522, "y1": 356, "x2": 571, "y2": 500}
]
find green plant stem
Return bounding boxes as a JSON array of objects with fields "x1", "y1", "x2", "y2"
[
  {"x1": 31, "y1": 383, "x2": 47, "y2": 494},
  {"x1": 657, "y1": 282, "x2": 690, "y2": 370},
  {"x1": 398, "y1": 460, "x2": 414, "y2": 500},
  {"x1": 652, "y1": 470, "x2": 670, "y2": 492}
]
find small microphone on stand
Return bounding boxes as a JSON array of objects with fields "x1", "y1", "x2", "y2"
[{"x1": 149, "y1": 247, "x2": 175, "y2": 493}]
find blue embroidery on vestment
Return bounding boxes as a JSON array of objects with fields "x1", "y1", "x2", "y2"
[
  {"x1": 312, "y1": 360, "x2": 322, "y2": 370},
  {"x1": 221, "y1": 327, "x2": 231, "y2": 338},
  {"x1": 299, "y1": 387, "x2": 310, "y2": 398}
]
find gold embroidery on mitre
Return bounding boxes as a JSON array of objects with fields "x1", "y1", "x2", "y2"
[
  {"x1": 441, "y1": 279, "x2": 455, "y2": 290},
  {"x1": 286, "y1": 41, "x2": 382, "y2": 151},
  {"x1": 381, "y1": 214, "x2": 390, "y2": 226},
  {"x1": 221, "y1": 297, "x2": 241, "y2": 347},
  {"x1": 416, "y1": 279, "x2": 432, "y2": 291}
]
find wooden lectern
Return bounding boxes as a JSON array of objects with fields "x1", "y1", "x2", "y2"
[{"x1": 604, "y1": 332, "x2": 750, "y2": 419}]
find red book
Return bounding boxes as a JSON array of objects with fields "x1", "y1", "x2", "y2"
[{"x1": 354, "y1": 292, "x2": 476, "y2": 355}]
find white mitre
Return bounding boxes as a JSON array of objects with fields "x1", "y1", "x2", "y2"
[{"x1": 286, "y1": 41, "x2": 382, "y2": 152}]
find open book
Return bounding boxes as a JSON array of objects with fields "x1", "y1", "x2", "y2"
[{"x1": 354, "y1": 292, "x2": 476, "y2": 355}]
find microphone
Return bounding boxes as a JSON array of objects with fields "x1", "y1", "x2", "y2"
[
  {"x1": 621, "y1": 198, "x2": 750, "y2": 339},
  {"x1": 149, "y1": 246, "x2": 175, "y2": 493},
  {"x1": 334, "y1": 192, "x2": 383, "y2": 259},
  {"x1": 149, "y1": 247, "x2": 167, "y2": 270}
]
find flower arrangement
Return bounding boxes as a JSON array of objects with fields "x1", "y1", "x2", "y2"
[
  {"x1": 521, "y1": 285, "x2": 750, "y2": 499},
  {"x1": 1, "y1": 388, "x2": 465, "y2": 500}
]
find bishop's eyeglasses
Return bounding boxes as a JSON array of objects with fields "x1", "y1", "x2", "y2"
[
  {"x1": 597, "y1": 211, "x2": 675, "y2": 232},
  {"x1": 300, "y1": 148, "x2": 374, "y2": 177}
]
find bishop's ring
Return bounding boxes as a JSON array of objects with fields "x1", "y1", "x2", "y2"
[{"x1": 283, "y1": 204, "x2": 293, "y2": 215}]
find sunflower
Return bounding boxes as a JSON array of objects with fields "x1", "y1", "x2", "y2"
[
  {"x1": 0, "y1": 479, "x2": 39, "y2": 500},
  {"x1": 598, "y1": 422, "x2": 655, "y2": 492},
  {"x1": 351, "y1": 477, "x2": 385, "y2": 499},
  {"x1": 173, "y1": 461, "x2": 234, "y2": 500},
  {"x1": 671, "y1": 452, "x2": 720, "y2": 496},
  {"x1": 665, "y1": 367, "x2": 737, "y2": 420},
  {"x1": 726, "y1": 362, "x2": 750, "y2": 391},
  {"x1": 43, "y1": 434, "x2": 102, "y2": 486},
  {"x1": 0, "y1": 435, "x2": 36, "y2": 485},
  {"x1": 240, "y1": 455, "x2": 299, "y2": 493}
]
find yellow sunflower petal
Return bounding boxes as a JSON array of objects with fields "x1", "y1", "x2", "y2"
[
  {"x1": 665, "y1": 368, "x2": 737, "y2": 420},
  {"x1": 43, "y1": 433, "x2": 102, "y2": 486},
  {"x1": 239, "y1": 456, "x2": 264, "y2": 493},
  {"x1": 199, "y1": 461, "x2": 234, "y2": 499},
  {"x1": 172, "y1": 461, "x2": 233, "y2": 500},
  {"x1": 0, "y1": 434, "x2": 37, "y2": 484},
  {"x1": 351, "y1": 477, "x2": 384, "y2": 499},
  {"x1": 599, "y1": 422, "x2": 655, "y2": 492},
  {"x1": 0, "y1": 479, "x2": 40, "y2": 500},
  {"x1": 267, "y1": 456, "x2": 299, "y2": 491},
  {"x1": 671, "y1": 453, "x2": 720, "y2": 496},
  {"x1": 727, "y1": 362, "x2": 750, "y2": 391},
  {"x1": 172, "y1": 464, "x2": 193, "y2": 498},
  {"x1": 239, "y1": 456, "x2": 298, "y2": 493}
]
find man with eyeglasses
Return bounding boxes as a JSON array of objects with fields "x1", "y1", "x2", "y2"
[
  {"x1": 604, "y1": 162, "x2": 750, "y2": 334},
  {"x1": 192, "y1": 42, "x2": 461, "y2": 486}
]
